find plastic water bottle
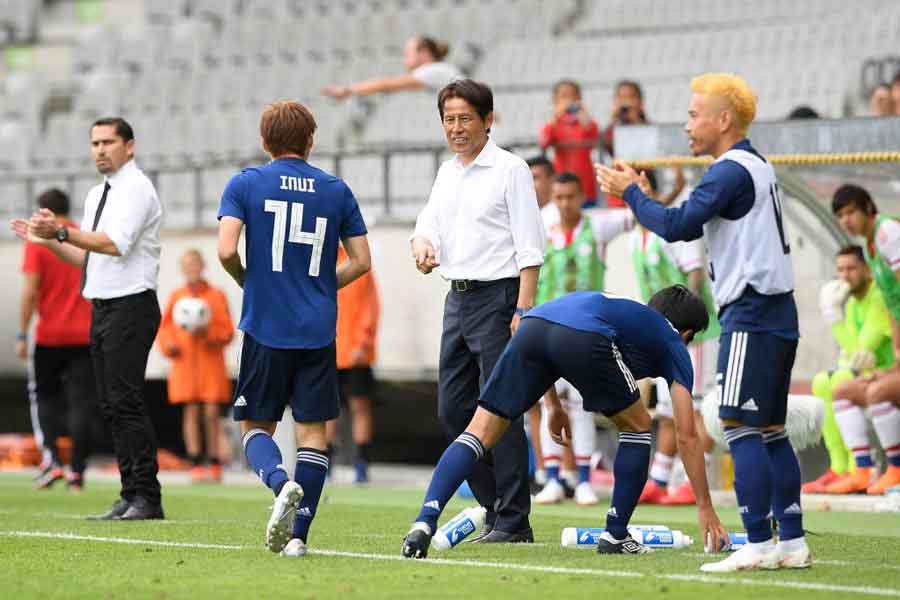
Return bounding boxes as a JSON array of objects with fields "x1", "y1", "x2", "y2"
[
  {"x1": 705, "y1": 531, "x2": 748, "y2": 552},
  {"x1": 561, "y1": 526, "x2": 692, "y2": 549},
  {"x1": 431, "y1": 507, "x2": 486, "y2": 551}
]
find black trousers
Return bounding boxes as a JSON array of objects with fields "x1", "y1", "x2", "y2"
[
  {"x1": 438, "y1": 278, "x2": 531, "y2": 532},
  {"x1": 31, "y1": 344, "x2": 96, "y2": 474},
  {"x1": 90, "y1": 290, "x2": 162, "y2": 504}
]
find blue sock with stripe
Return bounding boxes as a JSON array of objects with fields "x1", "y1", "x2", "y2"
[
  {"x1": 242, "y1": 429, "x2": 289, "y2": 496},
  {"x1": 764, "y1": 430, "x2": 803, "y2": 541},
  {"x1": 606, "y1": 431, "x2": 651, "y2": 540},
  {"x1": 292, "y1": 448, "x2": 329, "y2": 543},
  {"x1": 415, "y1": 432, "x2": 486, "y2": 532},
  {"x1": 725, "y1": 426, "x2": 773, "y2": 543}
]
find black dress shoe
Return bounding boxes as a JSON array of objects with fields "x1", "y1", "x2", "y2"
[
  {"x1": 119, "y1": 497, "x2": 165, "y2": 520},
  {"x1": 470, "y1": 526, "x2": 534, "y2": 544},
  {"x1": 466, "y1": 521, "x2": 494, "y2": 543},
  {"x1": 87, "y1": 498, "x2": 130, "y2": 520}
]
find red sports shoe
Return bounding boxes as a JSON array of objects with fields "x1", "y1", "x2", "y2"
[
  {"x1": 638, "y1": 479, "x2": 668, "y2": 504},
  {"x1": 659, "y1": 481, "x2": 697, "y2": 505},
  {"x1": 801, "y1": 469, "x2": 842, "y2": 494}
]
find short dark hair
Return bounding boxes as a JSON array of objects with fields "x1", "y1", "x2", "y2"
[
  {"x1": 526, "y1": 155, "x2": 554, "y2": 175},
  {"x1": 438, "y1": 79, "x2": 493, "y2": 123},
  {"x1": 416, "y1": 36, "x2": 449, "y2": 61},
  {"x1": 832, "y1": 183, "x2": 876, "y2": 216},
  {"x1": 36, "y1": 188, "x2": 70, "y2": 215},
  {"x1": 837, "y1": 245, "x2": 865, "y2": 263},
  {"x1": 787, "y1": 105, "x2": 819, "y2": 120},
  {"x1": 615, "y1": 79, "x2": 643, "y2": 100},
  {"x1": 552, "y1": 79, "x2": 581, "y2": 97},
  {"x1": 553, "y1": 171, "x2": 582, "y2": 190},
  {"x1": 647, "y1": 284, "x2": 709, "y2": 343},
  {"x1": 92, "y1": 117, "x2": 134, "y2": 142}
]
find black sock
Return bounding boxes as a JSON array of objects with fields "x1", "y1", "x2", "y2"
[
  {"x1": 356, "y1": 442, "x2": 371, "y2": 464},
  {"x1": 189, "y1": 454, "x2": 203, "y2": 466},
  {"x1": 209, "y1": 457, "x2": 221, "y2": 466},
  {"x1": 273, "y1": 479, "x2": 287, "y2": 496}
]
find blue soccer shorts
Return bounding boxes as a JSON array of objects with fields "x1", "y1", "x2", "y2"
[
  {"x1": 232, "y1": 332, "x2": 339, "y2": 424},
  {"x1": 716, "y1": 331, "x2": 797, "y2": 427}
]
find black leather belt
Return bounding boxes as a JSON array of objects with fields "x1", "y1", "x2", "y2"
[
  {"x1": 451, "y1": 277, "x2": 517, "y2": 293},
  {"x1": 91, "y1": 289, "x2": 155, "y2": 308}
]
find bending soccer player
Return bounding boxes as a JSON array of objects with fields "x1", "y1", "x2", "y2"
[
  {"x1": 806, "y1": 245, "x2": 894, "y2": 494},
  {"x1": 829, "y1": 184, "x2": 900, "y2": 493},
  {"x1": 598, "y1": 73, "x2": 810, "y2": 571},
  {"x1": 217, "y1": 101, "x2": 371, "y2": 557},
  {"x1": 401, "y1": 286, "x2": 729, "y2": 558}
]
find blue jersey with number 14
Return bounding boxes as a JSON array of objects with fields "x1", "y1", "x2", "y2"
[{"x1": 218, "y1": 157, "x2": 367, "y2": 349}]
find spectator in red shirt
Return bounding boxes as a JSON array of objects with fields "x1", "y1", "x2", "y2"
[
  {"x1": 601, "y1": 80, "x2": 648, "y2": 208},
  {"x1": 18, "y1": 189, "x2": 96, "y2": 491},
  {"x1": 539, "y1": 80, "x2": 600, "y2": 207}
]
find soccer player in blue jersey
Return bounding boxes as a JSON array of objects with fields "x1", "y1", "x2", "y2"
[
  {"x1": 401, "y1": 286, "x2": 728, "y2": 558},
  {"x1": 217, "y1": 101, "x2": 371, "y2": 557},
  {"x1": 597, "y1": 73, "x2": 811, "y2": 571}
]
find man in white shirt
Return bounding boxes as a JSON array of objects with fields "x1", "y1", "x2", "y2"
[
  {"x1": 526, "y1": 156, "x2": 560, "y2": 230},
  {"x1": 13, "y1": 117, "x2": 164, "y2": 521},
  {"x1": 411, "y1": 79, "x2": 545, "y2": 543}
]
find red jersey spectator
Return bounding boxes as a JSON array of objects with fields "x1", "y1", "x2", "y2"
[
  {"x1": 18, "y1": 188, "x2": 96, "y2": 490},
  {"x1": 601, "y1": 80, "x2": 648, "y2": 208},
  {"x1": 540, "y1": 80, "x2": 600, "y2": 207}
]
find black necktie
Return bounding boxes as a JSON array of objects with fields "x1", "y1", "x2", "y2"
[{"x1": 81, "y1": 181, "x2": 111, "y2": 293}]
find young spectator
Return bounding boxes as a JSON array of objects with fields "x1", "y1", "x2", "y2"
[
  {"x1": 157, "y1": 250, "x2": 235, "y2": 483},
  {"x1": 532, "y1": 172, "x2": 634, "y2": 506},
  {"x1": 539, "y1": 80, "x2": 600, "y2": 207},
  {"x1": 326, "y1": 243, "x2": 381, "y2": 484},
  {"x1": 526, "y1": 156, "x2": 559, "y2": 229},
  {"x1": 601, "y1": 80, "x2": 648, "y2": 208},
  {"x1": 869, "y1": 83, "x2": 893, "y2": 117},
  {"x1": 322, "y1": 36, "x2": 461, "y2": 100},
  {"x1": 804, "y1": 245, "x2": 892, "y2": 493}
]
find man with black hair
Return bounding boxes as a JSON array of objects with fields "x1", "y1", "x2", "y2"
[
  {"x1": 525, "y1": 156, "x2": 559, "y2": 229},
  {"x1": 401, "y1": 286, "x2": 728, "y2": 558},
  {"x1": 12, "y1": 117, "x2": 165, "y2": 520},
  {"x1": 18, "y1": 188, "x2": 96, "y2": 491}
]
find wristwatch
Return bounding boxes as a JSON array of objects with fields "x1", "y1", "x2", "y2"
[
  {"x1": 514, "y1": 307, "x2": 527, "y2": 317},
  {"x1": 55, "y1": 226, "x2": 69, "y2": 243}
]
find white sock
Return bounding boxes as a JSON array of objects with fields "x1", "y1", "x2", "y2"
[
  {"x1": 562, "y1": 470, "x2": 578, "y2": 488},
  {"x1": 868, "y1": 402, "x2": 900, "y2": 461},
  {"x1": 649, "y1": 452, "x2": 674, "y2": 485},
  {"x1": 833, "y1": 399, "x2": 871, "y2": 459},
  {"x1": 534, "y1": 468, "x2": 547, "y2": 486}
]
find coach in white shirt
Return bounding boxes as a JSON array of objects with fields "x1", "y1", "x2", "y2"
[
  {"x1": 412, "y1": 80, "x2": 545, "y2": 543},
  {"x1": 14, "y1": 117, "x2": 164, "y2": 521}
]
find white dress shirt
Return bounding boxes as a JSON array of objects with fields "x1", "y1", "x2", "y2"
[
  {"x1": 80, "y1": 159, "x2": 163, "y2": 300},
  {"x1": 413, "y1": 138, "x2": 545, "y2": 281},
  {"x1": 411, "y1": 62, "x2": 462, "y2": 90}
]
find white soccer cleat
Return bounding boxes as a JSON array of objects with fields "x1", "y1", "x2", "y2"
[
  {"x1": 266, "y1": 481, "x2": 304, "y2": 553},
  {"x1": 776, "y1": 537, "x2": 812, "y2": 569},
  {"x1": 280, "y1": 538, "x2": 308, "y2": 557},
  {"x1": 534, "y1": 479, "x2": 565, "y2": 504},
  {"x1": 700, "y1": 540, "x2": 779, "y2": 572},
  {"x1": 574, "y1": 482, "x2": 599, "y2": 505}
]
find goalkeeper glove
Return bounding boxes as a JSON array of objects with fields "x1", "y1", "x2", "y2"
[{"x1": 819, "y1": 279, "x2": 851, "y2": 325}]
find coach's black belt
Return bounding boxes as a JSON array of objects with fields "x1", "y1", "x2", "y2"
[
  {"x1": 91, "y1": 289, "x2": 155, "y2": 308},
  {"x1": 451, "y1": 277, "x2": 518, "y2": 293}
]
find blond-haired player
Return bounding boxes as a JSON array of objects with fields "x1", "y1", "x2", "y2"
[{"x1": 598, "y1": 73, "x2": 810, "y2": 572}]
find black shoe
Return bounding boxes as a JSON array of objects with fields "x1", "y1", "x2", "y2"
[
  {"x1": 401, "y1": 524, "x2": 432, "y2": 559},
  {"x1": 596, "y1": 532, "x2": 651, "y2": 555},
  {"x1": 119, "y1": 497, "x2": 165, "y2": 520},
  {"x1": 470, "y1": 526, "x2": 534, "y2": 544},
  {"x1": 87, "y1": 498, "x2": 131, "y2": 520},
  {"x1": 561, "y1": 480, "x2": 576, "y2": 499},
  {"x1": 466, "y1": 521, "x2": 494, "y2": 544}
]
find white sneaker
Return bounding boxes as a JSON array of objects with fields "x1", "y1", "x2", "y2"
[
  {"x1": 534, "y1": 479, "x2": 565, "y2": 504},
  {"x1": 776, "y1": 537, "x2": 812, "y2": 569},
  {"x1": 266, "y1": 481, "x2": 304, "y2": 553},
  {"x1": 280, "y1": 538, "x2": 308, "y2": 557},
  {"x1": 574, "y1": 482, "x2": 599, "y2": 505},
  {"x1": 700, "y1": 539, "x2": 779, "y2": 572}
]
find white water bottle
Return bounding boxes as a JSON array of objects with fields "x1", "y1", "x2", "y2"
[
  {"x1": 561, "y1": 525, "x2": 692, "y2": 549},
  {"x1": 431, "y1": 507, "x2": 486, "y2": 551}
]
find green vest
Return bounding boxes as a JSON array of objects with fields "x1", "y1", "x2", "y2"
[
  {"x1": 536, "y1": 216, "x2": 606, "y2": 305},
  {"x1": 843, "y1": 283, "x2": 895, "y2": 369},
  {"x1": 864, "y1": 215, "x2": 900, "y2": 322},
  {"x1": 631, "y1": 231, "x2": 721, "y2": 342}
]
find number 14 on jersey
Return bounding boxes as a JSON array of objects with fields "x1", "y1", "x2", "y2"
[{"x1": 265, "y1": 199, "x2": 328, "y2": 276}]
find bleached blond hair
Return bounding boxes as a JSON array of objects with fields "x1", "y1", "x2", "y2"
[{"x1": 690, "y1": 73, "x2": 757, "y2": 134}]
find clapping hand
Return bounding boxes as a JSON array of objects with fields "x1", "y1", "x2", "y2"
[{"x1": 595, "y1": 160, "x2": 651, "y2": 198}]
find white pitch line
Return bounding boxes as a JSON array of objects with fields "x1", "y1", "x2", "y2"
[{"x1": 2, "y1": 531, "x2": 899, "y2": 597}]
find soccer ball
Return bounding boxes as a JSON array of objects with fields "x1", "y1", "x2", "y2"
[{"x1": 173, "y1": 297, "x2": 211, "y2": 333}]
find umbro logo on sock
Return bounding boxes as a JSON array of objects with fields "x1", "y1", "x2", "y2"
[
  {"x1": 741, "y1": 398, "x2": 759, "y2": 411},
  {"x1": 234, "y1": 396, "x2": 247, "y2": 407},
  {"x1": 784, "y1": 502, "x2": 802, "y2": 514},
  {"x1": 607, "y1": 506, "x2": 618, "y2": 518},
  {"x1": 424, "y1": 500, "x2": 441, "y2": 511},
  {"x1": 297, "y1": 507, "x2": 312, "y2": 518}
]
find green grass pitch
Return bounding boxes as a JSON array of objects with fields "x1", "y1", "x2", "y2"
[{"x1": 1, "y1": 473, "x2": 899, "y2": 599}]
